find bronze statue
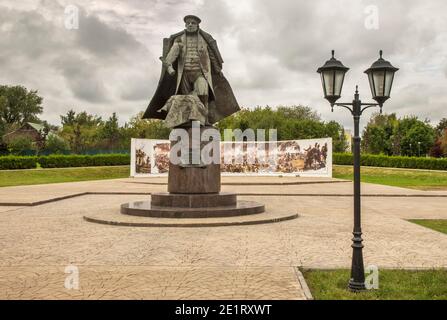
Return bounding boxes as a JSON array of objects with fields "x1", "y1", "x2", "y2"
[{"x1": 143, "y1": 15, "x2": 240, "y2": 127}]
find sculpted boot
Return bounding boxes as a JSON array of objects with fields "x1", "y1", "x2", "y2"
[{"x1": 198, "y1": 95, "x2": 211, "y2": 126}]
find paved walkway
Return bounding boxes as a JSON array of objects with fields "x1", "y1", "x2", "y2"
[{"x1": 0, "y1": 177, "x2": 446, "y2": 299}]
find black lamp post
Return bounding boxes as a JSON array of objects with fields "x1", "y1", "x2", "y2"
[{"x1": 317, "y1": 50, "x2": 398, "y2": 292}]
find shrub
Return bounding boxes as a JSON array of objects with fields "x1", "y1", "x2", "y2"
[
  {"x1": 7, "y1": 136, "x2": 37, "y2": 155},
  {"x1": 0, "y1": 156, "x2": 38, "y2": 170},
  {"x1": 43, "y1": 135, "x2": 70, "y2": 154},
  {"x1": 334, "y1": 153, "x2": 447, "y2": 170},
  {"x1": 37, "y1": 154, "x2": 130, "y2": 168}
]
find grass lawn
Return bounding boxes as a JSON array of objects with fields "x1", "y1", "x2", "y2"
[
  {"x1": 0, "y1": 166, "x2": 130, "y2": 187},
  {"x1": 333, "y1": 165, "x2": 447, "y2": 190},
  {"x1": 1, "y1": 164, "x2": 447, "y2": 189},
  {"x1": 408, "y1": 219, "x2": 447, "y2": 235},
  {"x1": 302, "y1": 269, "x2": 447, "y2": 300}
]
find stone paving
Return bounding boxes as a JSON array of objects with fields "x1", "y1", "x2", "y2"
[{"x1": 0, "y1": 177, "x2": 446, "y2": 299}]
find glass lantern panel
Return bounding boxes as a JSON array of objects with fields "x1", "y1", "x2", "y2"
[
  {"x1": 367, "y1": 72, "x2": 375, "y2": 97},
  {"x1": 373, "y1": 71, "x2": 386, "y2": 97},
  {"x1": 320, "y1": 73, "x2": 326, "y2": 96},
  {"x1": 384, "y1": 71, "x2": 395, "y2": 97},
  {"x1": 323, "y1": 71, "x2": 335, "y2": 96},
  {"x1": 334, "y1": 70, "x2": 345, "y2": 96}
]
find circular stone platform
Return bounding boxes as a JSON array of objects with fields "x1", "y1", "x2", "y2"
[
  {"x1": 121, "y1": 200, "x2": 265, "y2": 218},
  {"x1": 120, "y1": 192, "x2": 266, "y2": 218},
  {"x1": 83, "y1": 209, "x2": 299, "y2": 228}
]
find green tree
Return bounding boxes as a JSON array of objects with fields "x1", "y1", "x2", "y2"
[
  {"x1": 430, "y1": 118, "x2": 447, "y2": 157},
  {"x1": 362, "y1": 113, "x2": 436, "y2": 157},
  {"x1": 60, "y1": 109, "x2": 77, "y2": 126},
  {"x1": 43, "y1": 134, "x2": 70, "y2": 154},
  {"x1": 0, "y1": 85, "x2": 43, "y2": 136},
  {"x1": 435, "y1": 118, "x2": 447, "y2": 137},
  {"x1": 216, "y1": 105, "x2": 347, "y2": 150},
  {"x1": 324, "y1": 121, "x2": 348, "y2": 153},
  {"x1": 276, "y1": 105, "x2": 321, "y2": 122},
  {"x1": 398, "y1": 117, "x2": 435, "y2": 157},
  {"x1": 98, "y1": 112, "x2": 121, "y2": 150},
  {"x1": 7, "y1": 136, "x2": 36, "y2": 155},
  {"x1": 362, "y1": 113, "x2": 398, "y2": 155},
  {"x1": 59, "y1": 110, "x2": 104, "y2": 153},
  {"x1": 441, "y1": 134, "x2": 447, "y2": 157},
  {"x1": 122, "y1": 112, "x2": 170, "y2": 141}
]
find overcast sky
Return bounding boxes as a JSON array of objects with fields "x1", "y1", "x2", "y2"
[{"x1": 1, "y1": 0, "x2": 446, "y2": 132}]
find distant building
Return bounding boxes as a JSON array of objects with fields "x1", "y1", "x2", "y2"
[{"x1": 2, "y1": 122, "x2": 60, "y2": 145}]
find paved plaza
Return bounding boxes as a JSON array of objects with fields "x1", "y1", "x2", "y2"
[{"x1": 1, "y1": 176, "x2": 446, "y2": 299}]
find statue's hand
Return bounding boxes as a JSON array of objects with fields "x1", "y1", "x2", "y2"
[{"x1": 167, "y1": 66, "x2": 176, "y2": 76}]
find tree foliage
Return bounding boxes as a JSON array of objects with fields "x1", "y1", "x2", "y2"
[
  {"x1": 121, "y1": 111, "x2": 170, "y2": 141},
  {"x1": 362, "y1": 113, "x2": 436, "y2": 157},
  {"x1": 431, "y1": 118, "x2": 447, "y2": 157},
  {"x1": 217, "y1": 105, "x2": 348, "y2": 152},
  {"x1": 0, "y1": 85, "x2": 43, "y2": 136},
  {"x1": 59, "y1": 110, "x2": 104, "y2": 153},
  {"x1": 43, "y1": 135, "x2": 70, "y2": 154},
  {"x1": 7, "y1": 136, "x2": 36, "y2": 155}
]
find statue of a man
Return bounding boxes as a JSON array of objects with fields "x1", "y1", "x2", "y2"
[{"x1": 143, "y1": 15, "x2": 240, "y2": 126}]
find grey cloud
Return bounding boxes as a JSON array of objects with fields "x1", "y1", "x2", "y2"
[
  {"x1": 52, "y1": 55, "x2": 109, "y2": 103},
  {"x1": 196, "y1": 0, "x2": 234, "y2": 35},
  {"x1": 235, "y1": 0, "x2": 424, "y2": 74},
  {"x1": 1, "y1": 0, "x2": 447, "y2": 129},
  {"x1": 1, "y1": 1, "x2": 156, "y2": 105},
  {"x1": 76, "y1": 12, "x2": 143, "y2": 57},
  {"x1": 120, "y1": 70, "x2": 158, "y2": 101},
  {"x1": 0, "y1": 8, "x2": 66, "y2": 62}
]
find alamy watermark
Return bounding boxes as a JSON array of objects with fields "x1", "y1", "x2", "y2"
[
  {"x1": 169, "y1": 121, "x2": 278, "y2": 166},
  {"x1": 365, "y1": 264, "x2": 379, "y2": 289},
  {"x1": 364, "y1": 5, "x2": 380, "y2": 30},
  {"x1": 64, "y1": 265, "x2": 79, "y2": 290},
  {"x1": 64, "y1": 5, "x2": 79, "y2": 30}
]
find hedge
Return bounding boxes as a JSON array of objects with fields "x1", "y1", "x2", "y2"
[
  {"x1": 0, "y1": 156, "x2": 38, "y2": 170},
  {"x1": 37, "y1": 154, "x2": 130, "y2": 168},
  {"x1": 0, "y1": 154, "x2": 130, "y2": 170},
  {"x1": 334, "y1": 153, "x2": 447, "y2": 171},
  {"x1": 1, "y1": 153, "x2": 446, "y2": 171}
]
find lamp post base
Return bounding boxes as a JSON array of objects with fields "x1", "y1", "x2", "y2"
[{"x1": 348, "y1": 279, "x2": 366, "y2": 292}]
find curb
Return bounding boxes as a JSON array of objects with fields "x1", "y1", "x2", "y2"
[
  {"x1": 2, "y1": 192, "x2": 447, "y2": 207},
  {"x1": 294, "y1": 267, "x2": 313, "y2": 300}
]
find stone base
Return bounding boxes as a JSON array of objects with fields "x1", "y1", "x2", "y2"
[
  {"x1": 121, "y1": 201, "x2": 265, "y2": 219},
  {"x1": 151, "y1": 192, "x2": 236, "y2": 208},
  {"x1": 121, "y1": 191, "x2": 265, "y2": 218},
  {"x1": 168, "y1": 163, "x2": 221, "y2": 194},
  {"x1": 84, "y1": 210, "x2": 299, "y2": 228}
]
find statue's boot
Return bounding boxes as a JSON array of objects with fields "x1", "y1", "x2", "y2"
[{"x1": 198, "y1": 95, "x2": 211, "y2": 126}]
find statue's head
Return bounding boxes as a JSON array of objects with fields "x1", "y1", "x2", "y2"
[{"x1": 184, "y1": 15, "x2": 201, "y2": 33}]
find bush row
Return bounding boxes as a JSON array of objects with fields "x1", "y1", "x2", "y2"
[
  {"x1": 334, "y1": 153, "x2": 447, "y2": 170},
  {"x1": 0, "y1": 156, "x2": 39, "y2": 170},
  {"x1": 0, "y1": 154, "x2": 130, "y2": 170},
  {"x1": 2, "y1": 153, "x2": 446, "y2": 171}
]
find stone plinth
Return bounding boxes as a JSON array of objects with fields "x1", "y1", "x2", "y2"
[
  {"x1": 168, "y1": 124, "x2": 220, "y2": 194},
  {"x1": 151, "y1": 192, "x2": 236, "y2": 207},
  {"x1": 168, "y1": 164, "x2": 221, "y2": 194}
]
